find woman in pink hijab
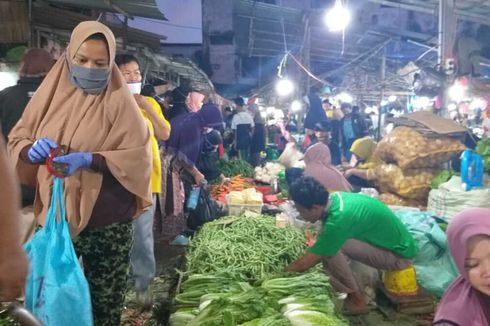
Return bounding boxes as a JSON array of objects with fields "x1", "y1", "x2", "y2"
[
  {"x1": 304, "y1": 142, "x2": 352, "y2": 192},
  {"x1": 433, "y1": 208, "x2": 490, "y2": 326}
]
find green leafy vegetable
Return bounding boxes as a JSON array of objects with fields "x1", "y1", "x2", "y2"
[
  {"x1": 476, "y1": 138, "x2": 490, "y2": 172},
  {"x1": 431, "y1": 170, "x2": 455, "y2": 189},
  {"x1": 284, "y1": 310, "x2": 347, "y2": 326}
]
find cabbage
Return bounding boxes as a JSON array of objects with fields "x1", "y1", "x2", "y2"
[
  {"x1": 284, "y1": 310, "x2": 348, "y2": 326},
  {"x1": 240, "y1": 314, "x2": 290, "y2": 326},
  {"x1": 169, "y1": 309, "x2": 196, "y2": 326}
]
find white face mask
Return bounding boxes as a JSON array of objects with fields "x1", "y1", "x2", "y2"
[{"x1": 127, "y1": 82, "x2": 142, "y2": 95}]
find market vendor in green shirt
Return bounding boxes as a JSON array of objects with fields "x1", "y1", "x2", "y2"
[{"x1": 286, "y1": 176, "x2": 418, "y2": 315}]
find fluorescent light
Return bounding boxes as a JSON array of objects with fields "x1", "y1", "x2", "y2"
[
  {"x1": 0, "y1": 71, "x2": 18, "y2": 91},
  {"x1": 449, "y1": 83, "x2": 466, "y2": 102},
  {"x1": 275, "y1": 78, "x2": 294, "y2": 96},
  {"x1": 291, "y1": 100, "x2": 302, "y2": 112},
  {"x1": 413, "y1": 96, "x2": 431, "y2": 108},
  {"x1": 337, "y1": 92, "x2": 353, "y2": 103},
  {"x1": 266, "y1": 106, "x2": 276, "y2": 115},
  {"x1": 274, "y1": 109, "x2": 285, "y2": 119},
  {"x1": 325, "y1": 0, "x2": 351, "y2": 32}
]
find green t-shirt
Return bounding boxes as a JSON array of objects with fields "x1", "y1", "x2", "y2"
[{"x1": 309, "y1": 192, "x2": 418, "y2": 259}]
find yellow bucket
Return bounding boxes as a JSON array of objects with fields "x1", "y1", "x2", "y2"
[{"x1": 383, "y1": 266, "x2": 418, "y2": 296}]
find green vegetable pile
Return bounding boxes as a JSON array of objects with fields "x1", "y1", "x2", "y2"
[
  {"x1": 431, "y1": 170, "x2": 455, "y2": 189},
  {"x1": 476, "y1": 138, "x2": 490, "y2": 172},
  {"x1": 170, "y1": 272, "x2": 347, "y2": 326},
  {"x1": 186, "y1": 216, "x2": 306, "y2": 280},
  {"x1": 219, "y1": 159, "x2": 254, "y2": 178},
  {"x1": 171, "y1": 215, "x2": 347, "y2": 325}
]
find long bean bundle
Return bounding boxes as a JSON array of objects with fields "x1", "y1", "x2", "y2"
[{"x1": 186, "y1": 216, "x2": 306, "y2": 280}]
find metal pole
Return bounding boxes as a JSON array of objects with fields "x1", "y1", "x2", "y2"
[
  {"x1": 377, "y1": 47, "x2": 386, "y2": 141},
  {"x1": 28, "y1": 0, "x2": 33, "y2": 47},
  {"x1": 438, "y1": 0, "x2": 456, "y2": 117},
  {"x1": 437, "y1": 0, "x2": 444, "y2": 67},
  {"x1": 305, "y1": 21, "x2": 311, "y2": 95}
]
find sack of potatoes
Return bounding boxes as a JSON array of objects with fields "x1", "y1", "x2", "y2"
[
  {"x1": 379, "y1": 192, "x2": 427, "y2": 207},
  {"x1": 375, "y1": 127, "x2": 466, "y2": 169},
  {"x1": 375, "y1": 164, "x2": 439, "y2": 200}
]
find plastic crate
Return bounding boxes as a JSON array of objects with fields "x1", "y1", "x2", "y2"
[{"x1": 226, "y1": 195, "x2": 263, "y2": 216}]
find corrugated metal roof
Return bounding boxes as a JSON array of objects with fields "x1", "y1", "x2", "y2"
[
  {"x1": 30, "y1": 4, "x2": 213, "y2": 94},
  {"x1": 32, "y1": 4, "x2": 166, "y2": 49},
  {"x1": 43, "y1": 0, "x2": 167, "y2": 20},
  {"x1": 369, "y1": 0, "x2": 490, "y2": 25}
]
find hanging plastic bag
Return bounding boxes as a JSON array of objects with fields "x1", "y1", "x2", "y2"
[
  {"x1": 187, "y1": 185, "x2": 220, "y2": 231},
  {"x1": 24, "y1": 177, "x2": 93, "y2": 326},
  {"x1": 395, "y1": 209, "x2": 458, "y2": 297}
]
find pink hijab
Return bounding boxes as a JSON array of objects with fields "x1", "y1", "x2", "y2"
[
  {"x1": 304, "y1": 143, "x2": 352, "y2": 192},
  {"x1": 434, "y1": 208, "x2": 490, "y2": 326}
]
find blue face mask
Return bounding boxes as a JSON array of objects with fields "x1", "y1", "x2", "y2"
[{"x1": 69, "y1": 64, "x2": 110, "y2": 95}]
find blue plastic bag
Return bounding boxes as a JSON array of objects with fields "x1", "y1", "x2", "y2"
[
  {"x1": 395, "y1": 209, "x2": 458, "y2": 297},
  {"x1": 24, "y1": 177, "x2": 93, "y2": 325}
]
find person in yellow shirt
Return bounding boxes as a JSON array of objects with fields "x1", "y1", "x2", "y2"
[
  {"x1": 116, "y1": 54, "x2": 170, "y2": 308},
  {"x1": 343, "y1": 137, "x2": 382, "y2": 189}
]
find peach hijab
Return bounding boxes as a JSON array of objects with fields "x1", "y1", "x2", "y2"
[{"x1": 8, "y1": 21, "x2": 152, "y2": 235}]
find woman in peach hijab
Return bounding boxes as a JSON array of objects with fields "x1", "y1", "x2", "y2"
[
  {"x1": 304, "y1": 142, "x2": 352, "y2": 192},
  {"x1": 8, "y1": 21, "x2": 151, "y2": 325}
]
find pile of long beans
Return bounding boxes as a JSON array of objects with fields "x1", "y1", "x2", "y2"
[
  {"x1": 186, "y1": 216, "x2": 306, "y2": 280},
  {"x1": 218, "y1": 159, "x2": 254, "y2": 178}
]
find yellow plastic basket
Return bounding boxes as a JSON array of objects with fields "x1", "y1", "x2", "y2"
[{"x1": 383, "y1": 266, "x2": 418, "y2": 296}]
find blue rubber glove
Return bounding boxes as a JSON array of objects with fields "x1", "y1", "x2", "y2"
[
  {"x1": 28, "y1": 138, "x2": 58, "y2": 163},
  {"x1": 52, "y1": 153, "x2": 93, "y2": 176}
]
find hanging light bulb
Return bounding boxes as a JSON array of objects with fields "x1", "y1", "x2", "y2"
[
  {"x1": 291, "y1": 100, "x2": 302, "y2": 112},
  {"x1": 275, "y1": 78, "x2": 294, "y2": 97},
  {"x1": 324, "y1": 0, "x2": 351, "y2": 32}
]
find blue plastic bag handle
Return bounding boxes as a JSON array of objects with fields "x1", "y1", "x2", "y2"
[{"x1": 45, "y1": 177, "x2": 66, "y2": 232}]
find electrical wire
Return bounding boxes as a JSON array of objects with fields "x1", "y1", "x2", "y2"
[
  {"x1": 137, "y1": 16, "x2": 202, "y2": 30},
  {"x1": 288, "y1": 53, "x2": 331, "y2": 85}
]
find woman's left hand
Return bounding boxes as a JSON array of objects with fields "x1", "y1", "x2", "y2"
[
  {"x1": 53, "y1": 152, "x2": 93, "y2": 176},
  {"x1": 343, "y1": 168, "x2": 353, "y2": 178}
]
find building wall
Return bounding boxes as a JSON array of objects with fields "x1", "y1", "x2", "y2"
[
  {"x1": 202, "y1": 0, "x2": 236, "y2": 85},
  {"x1": 203, "y1": 0, "x2": 313, "y2": 88},
  {"x1": 161, "y1": 44, "x2": 202, "y2": 59},
  {"x1": 208, "y1": 45, "x2": 237, "y2": 85}
]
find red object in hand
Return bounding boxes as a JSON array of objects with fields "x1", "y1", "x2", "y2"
[
  {"x1": 306, "y1": 230, "x2": 316, "y2": 247},
  {"x1": 46, "y1": 146, "x2": 69, "y2": 178}
]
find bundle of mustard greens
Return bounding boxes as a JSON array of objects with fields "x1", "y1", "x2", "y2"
[
  {"x1": 186, "y1": 216, "x2": 306, "y2": 280},
  {"x1": 170, "y1": 272, "x2": 347, "y2": 326}
]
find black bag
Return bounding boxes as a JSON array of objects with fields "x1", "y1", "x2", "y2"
[{"x1": 187, "y1": 185, "x2": 220, "y2": 231}]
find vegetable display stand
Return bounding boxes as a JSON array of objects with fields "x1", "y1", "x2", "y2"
[
  {"x1": 226, "y1": 199, "x2": 263, "y2": 215},
  {"x1": 170, "y1": 216, "x2": 348, "y2": 325}
]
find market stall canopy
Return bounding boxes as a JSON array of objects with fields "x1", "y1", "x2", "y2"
[
  {"x1": 32, "y1": 3, "x2": 166, "y2": 50},
  {"x1": 394, "y1": 111, "x2": 468, "y2": 136},
  {"x1": 30, "y1": 3, "x2": 213, "y2": 93},
  {"x1": 42, "y1": 0, "x2": 167, "y2": 20},
  {"x1": 369, "y1": 0, "x2": 490, "y2": 26},
  {"x1": 141, "y1": 49, "x2": 214, "y2": 94},
  {"x1": 233, "y1": 0, "x2": 439, "y2": 102}
]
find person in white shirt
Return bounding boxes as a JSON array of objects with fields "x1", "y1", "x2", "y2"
[{"x1": 231, "y1": 97, "x2": 254, "y2": 162}]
